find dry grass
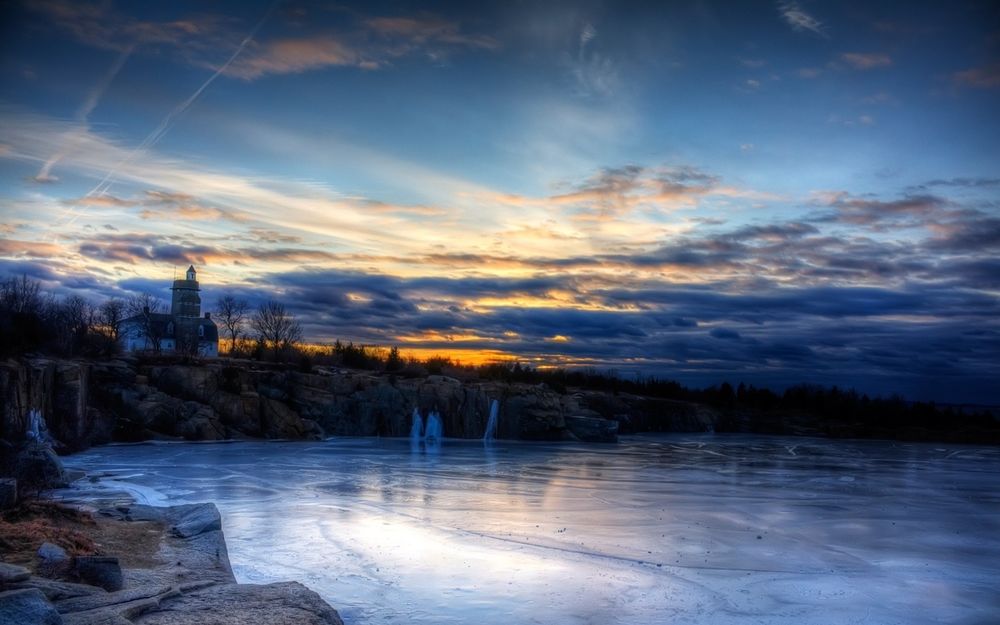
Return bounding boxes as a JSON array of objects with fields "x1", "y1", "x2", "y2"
[
  {"x1": 0, "y1": 500, "x2": 168, "y2": 571},
  {"x1": 0, "y1": 501, "x2": 99, "y2": 567}
]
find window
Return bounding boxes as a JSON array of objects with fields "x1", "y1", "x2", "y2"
[
  {"x1": 167, "y1": 322, "x2": 174, "y2": 335},
  {"x1": 198, "y1": 324, "x2": 204, "y2": 337}
]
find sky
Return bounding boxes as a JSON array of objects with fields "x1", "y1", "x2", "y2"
[{"x1": 1, "y1": 1, "x2": 998, "y2": 403}]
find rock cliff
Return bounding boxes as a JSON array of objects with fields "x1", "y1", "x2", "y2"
[{"x1": 0, "y1": 357, "x2": 720, "y2": 450}]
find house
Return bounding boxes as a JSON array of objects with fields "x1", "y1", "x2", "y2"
[{"x1": 120, "y1": 265, "x2": 219, "y2": 356}]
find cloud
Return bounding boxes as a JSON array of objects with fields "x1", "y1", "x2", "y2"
[
  {"x1": 72, "y1": 227, "x2": 357, "y2": 267},
  {"x1": 60, "y1": 190, "x2": 242, "y2": 222},
  {"x1": 0, "y1": 239, "x2": 64, "y2": 258},
  {"x1": 777, "y1": 1, "x2": 826, "y2": 37},
  {"x1": 24, "y1": 0, "x2": 223, "y2": 52},
  {"x1": 228, "y1": 15, "x2": 497, "y2": 79},
  {"x1": 0, "y1": 109, "x2": 470, "y2": 253},
  {"x1": 953, "y1": 63, "x2": 1000, "y2": 89},
  {"x1": 27, "y1": 1, "x2": 497, "y2": 82},
  {"x1": 840, "y1": 52, "x2": 892, "y2": 70},
  {"x1": 816, "y1": 193, "x2": 951, "y2": 227},
  {"x1": 540, "y1": 164, "x2": 769, "y2": 223},
  {"x1": 226, "y1": 36, "x2": 361, "y2": 79},
  {"x1": 922, "y1": 177, "x2": 1000, "y2": 188},
  {"x1": 245, "y1": 229, "x2": 302, "y2": 245},
  {"x1": 63, "y1": 195, "x2": 133, "y2": 208},
  {"x1": 365, "y1": 15, "x2": 498, "y2": 51},
  {"x1": 138, "y1": 190, "x2": 240, "y2": 222},
  {"x1": 9, "y1": 183, "x2": 1000, "y2": 404},
  {"x1": 925, "y1": 217, "x2": 1000, "y2": 252}
]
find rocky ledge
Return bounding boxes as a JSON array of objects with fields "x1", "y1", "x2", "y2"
[
  {"x1": 0, "y1": 502, "x2": 343, "y2": 625},
  {"x1": 0, "y1": 356, "x2": 719, "y2": 451}
]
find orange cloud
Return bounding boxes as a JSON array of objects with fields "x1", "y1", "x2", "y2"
[
  {"x1": 0, "y1": 238, "x2": 64, "y2": 257},
  {"x1": 228, "y1": 36, "x2": 361, "y2": 79},
  {"x1": 64, "y1": 195, "x2": 133, "y2": 207}
]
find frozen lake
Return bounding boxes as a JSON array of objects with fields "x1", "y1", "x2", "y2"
[{"x1": 61, "y1": 435, "x2": 999, "y2": 625}]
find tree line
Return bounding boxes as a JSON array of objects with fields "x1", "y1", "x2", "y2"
[{"x1": 0, "y1": 275, "x2": 302, "y2": 359}]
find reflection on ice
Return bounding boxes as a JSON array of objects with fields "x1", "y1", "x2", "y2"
[{"x1": 61, "y1": 435, "x2": 1000, "y2": 625}]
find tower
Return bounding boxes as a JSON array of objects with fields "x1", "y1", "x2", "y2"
[{"x1": 171, "y1": 264, "x2": 202, "y2": 318}]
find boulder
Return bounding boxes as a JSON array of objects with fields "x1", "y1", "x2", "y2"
[
  {"x1": 73, "y1": 557, "x2": 123, "y2": 592},
  {"x1": 0, "y1": 588, "x2": 63, "y2": 625},
  {"x1": 37, "y1": 543, "x2": 68, "y2": 563},
  {"x1": 18, "y1": 444, "x2": 68, "y2": 491},
  {"x1": 36, "y1": 542, "x2": 70, "y2": 579},
  {"x1": 169, "y1": 504, "x2": 222, "y2": 539}
]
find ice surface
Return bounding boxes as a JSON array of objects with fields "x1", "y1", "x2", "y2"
[{"x1": 61, "y1": 435, "x2": 1000, "y2": 624}]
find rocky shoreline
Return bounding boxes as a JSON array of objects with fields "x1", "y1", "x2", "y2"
[{"x1": 1, "y1": 500, "x2": 343, "y2": 625}]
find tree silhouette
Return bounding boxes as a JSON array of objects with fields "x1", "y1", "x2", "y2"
[
  {"x1": 250, "y1": 300, "x2": 302, "y2": 357},
  {"x1": 215, "y1": 294, "x2": 249, "y2": 354}
]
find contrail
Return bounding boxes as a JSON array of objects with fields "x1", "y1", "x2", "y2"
[
  {"x1": 78, "y1": 45, "x2": 135, "y2": 120},
  {"x1": 35, "y1": 44, "x2": 134, "y2": 183},
  {"x1": 86, "y1": 1, "x2": 279, "y2": 199}
]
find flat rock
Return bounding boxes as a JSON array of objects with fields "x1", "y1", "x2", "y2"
[
  {"x1": 133, "y1": 582, "x2": 343, "y2": 625},
  {"x1": 0, "y1": 588, "x2": 63, "y2": 625},
  {"x1": 8, "y1": 577, "x2": 105, "y2": 601},
  {"x1": 55, "y1": 586, "x2": 172, "y2": 615},
  {"x1": 96, "y1": 505, "x2": 233, "y2": 588},
  {"x1": 60, "y1": 595, "x2": 167, "y2": 625},
  {"x1": 0, "y1": 563, "x2": 30, "y2": 584}
]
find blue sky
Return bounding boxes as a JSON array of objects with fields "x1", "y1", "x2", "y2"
[{"x1": 1, "y1": 0, "x2": 998, "y2": 402}]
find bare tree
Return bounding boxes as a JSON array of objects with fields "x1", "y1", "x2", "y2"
[
  {"x1": 250, "y1": 300, "x2": 302, "y2": 357},
  {"x1": 125, "y1": 293, "x2": 166, "y2": 353},
  {"x1": 0, "y1": 274, "x2": 42, "y2": 314},
  {"x1": 98, "y1": 298, "x2": 126, "y2": 341},
  {"x1": 48, "y1": 294, "x2": 94, "y2": 355},
  {"x1": 215, "y1": 295, "x2": 249, "y2": 354}
]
